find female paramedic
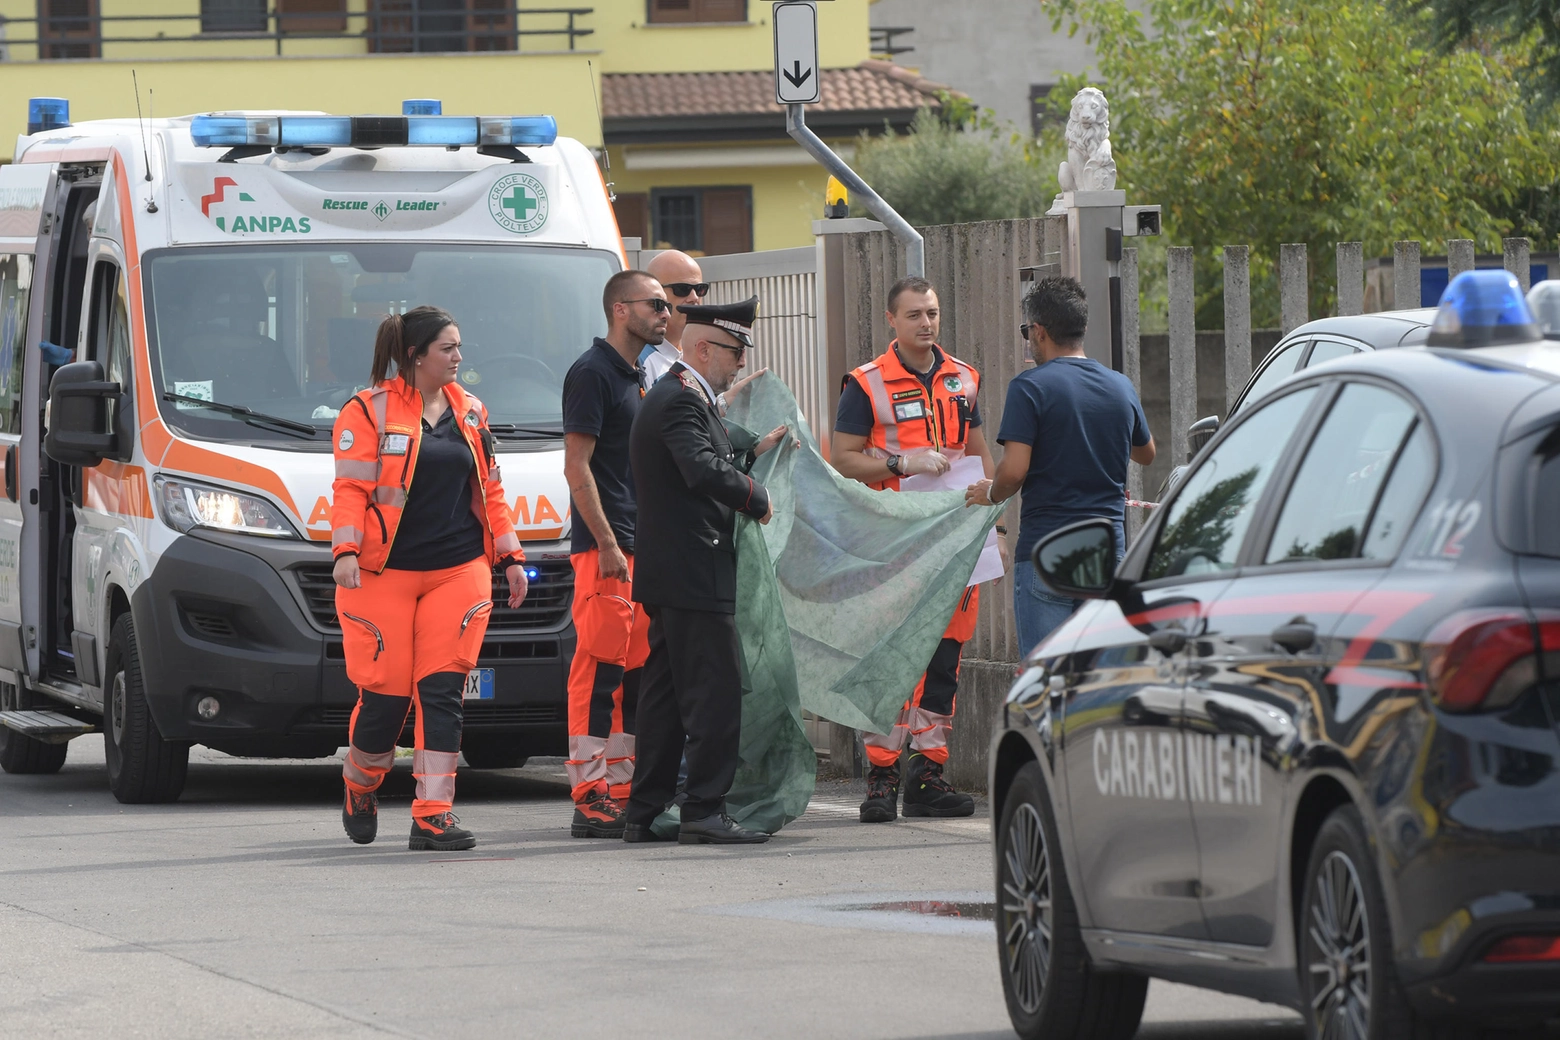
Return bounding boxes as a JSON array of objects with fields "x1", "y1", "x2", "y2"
[{"x1": 330, "y1": 305, "x2": 528, "y2": 852}]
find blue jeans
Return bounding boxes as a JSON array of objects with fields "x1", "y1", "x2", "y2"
[{"x1": 1013, "y1": 559, "x2": 1084, "y2": 654}]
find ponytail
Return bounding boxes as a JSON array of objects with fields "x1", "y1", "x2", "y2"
[{"x1": 368, "y1": 305, "x2": 458, "y2": 386}]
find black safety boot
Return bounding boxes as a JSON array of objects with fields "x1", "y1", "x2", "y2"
[
  {"x1": 408, "y1": 811, "x2": 477, "y2": 851},
  {"x1": 903, "y1": 753, "x2": 975, "y2": 818},
  {"x1": 571, "y1": 786, "x2": 627, "y2": 839},
  {"x1": 343, "y1": 787, "x2": 378, "y2": 845},
  {"x1": 859, "y1": 763, "x2": 900, "y2": 823}
]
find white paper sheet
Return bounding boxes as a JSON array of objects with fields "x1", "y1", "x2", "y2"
[{"x1": 899, "y1": 455, "x2": 1006, "y2": 586}]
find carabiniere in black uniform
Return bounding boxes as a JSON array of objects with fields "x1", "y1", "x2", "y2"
[{"x1": 624, "y1": 297, "x2": 771, "y2": 845}]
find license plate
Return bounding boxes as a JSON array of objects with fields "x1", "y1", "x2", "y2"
[{"x1": 462, "y1": 668, "x2": 495, "y2": 701}]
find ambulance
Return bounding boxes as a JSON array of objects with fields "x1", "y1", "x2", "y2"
[{"x1": 0, "y1": 98, "x2": 616, "y2": 802}]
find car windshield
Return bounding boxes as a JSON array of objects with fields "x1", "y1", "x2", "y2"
[{"x1": 144, "y1": 244, "x2": 616, "y2": 442}]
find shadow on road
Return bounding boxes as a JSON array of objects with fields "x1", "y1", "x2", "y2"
[{"x1": 904, "y1": 1026, "x2": 1304, "y2": 1040}]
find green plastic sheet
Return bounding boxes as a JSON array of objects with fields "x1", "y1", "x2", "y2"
[{"x1": 652, "y1": 373, "x2": 1000, "y2": 837}]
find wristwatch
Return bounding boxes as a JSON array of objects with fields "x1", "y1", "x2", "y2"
[{"x1": 885, "y1": 454, "x2": 904, "y2": 477}]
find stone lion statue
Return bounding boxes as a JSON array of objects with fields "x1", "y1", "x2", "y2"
[{"x1": 1057, "y1": 87, "x2": 1117, "y2": 193}]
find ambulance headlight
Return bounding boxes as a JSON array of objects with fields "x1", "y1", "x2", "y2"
[{"x1": 155, "y1": 477, "x2": 298, "y2": 539}]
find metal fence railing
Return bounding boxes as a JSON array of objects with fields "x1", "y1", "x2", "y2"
[{"x1": 0, "y1": 4, "x2": 593, "y2": 60}]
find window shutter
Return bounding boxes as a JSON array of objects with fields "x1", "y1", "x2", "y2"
[
  {"x1": 277, "y1": 0, "x2": 345, "y2": 34},
  {"x1": 648, "y1": 0, "x2": 695, "y2": 23},
  {"x1": 613, "y1": 194, "x2": 649, "y2": 245},
  {"x1": 39, "y1": 0, "x2": 100, "y2": 58},
  {"x1": 700, "y1": 188, "x2": 752, "y2": 256},
  {"x1": 695, "y1": 0, "x2": 745, "y2": 22}
]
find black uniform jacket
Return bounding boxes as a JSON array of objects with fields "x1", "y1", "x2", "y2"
[{"x1": 629, "y1": 362, "x2": 771, "y2": 614}]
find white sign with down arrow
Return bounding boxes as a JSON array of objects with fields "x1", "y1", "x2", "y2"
[{"x1": 772, "y1": 1, "x2": 820, "y2": 106}]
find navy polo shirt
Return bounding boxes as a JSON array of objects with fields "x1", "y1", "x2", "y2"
[
  {"x1": 562, "y1": 338, "x2": 643, "y2": 555},
  {"x1": 997, "y1": 356, "x2": 1151, "y2": 562}
]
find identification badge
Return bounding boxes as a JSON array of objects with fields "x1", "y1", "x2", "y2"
[
  {"x1": 894, "y1": 400, "x2": 926, "y2": 422},
  {"x1": 382, "y1": 433, "x2": 411, "y2": 456}
]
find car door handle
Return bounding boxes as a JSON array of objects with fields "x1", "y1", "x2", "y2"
[
  {"x1": 1148, "y1": 627, "x2": 1188, "y2": 655},
  {"x1": 1271, "y1": 619, "x2": 1317, "y2": 653}
]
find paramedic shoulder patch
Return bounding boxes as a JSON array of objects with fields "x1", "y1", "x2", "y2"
[{"x1": 337, "y1": 429, "x2": 354, "y2": 451}]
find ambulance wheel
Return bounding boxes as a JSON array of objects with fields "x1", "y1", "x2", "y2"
[
  {"x1": 0, "y1": 681, "x2": 68, "y2": 774},
  {"x1": 104, "y1": 614, "x2": 188, "y2": 804},
  {"x1": 460, "y1": 736, "x2": 528, "y2": 770},
  {"x1": 996, "y1": 761, "x2": 1146, "y2": 1040}
]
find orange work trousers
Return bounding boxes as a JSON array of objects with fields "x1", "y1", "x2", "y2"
[
  {"x1": 865, "y1": 584, "x2": 980, "y2": 768},
  {"x1": 338, "y1": 558, "x2": 492, "y2": 818},
  {"x1": 566, "y1": 548, "x2": 650, "y2": 802}
]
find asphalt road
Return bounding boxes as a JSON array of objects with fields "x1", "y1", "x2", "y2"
[{"x1": 1, "y1": 737, "x2": 1305, "y2": 1040}]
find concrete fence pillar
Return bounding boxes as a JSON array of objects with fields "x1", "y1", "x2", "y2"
[
  {"x1": 1336, "y1": 242, "x2": 1364, "y2": 316},
  {"x1": 1448, "y1": 239, "x2": 1475, "y2": 280},
  {"x1": 1505, "y1": 238, "x2": 1532, "y2": 291},
  {"x1": 1223, "y1": 246, "x2": 1251, "y2": 412},
  {"x1": 1394, "y1": 241, "x2": 1421, "y2": 309},
  {"x1": 1280, "y1": 243, "x2": 1308, "y2": 334},
  {"x1": 1122, "y1": 247, "x2": 1144, "y2": 533},
  {"x1": 1168, "y1": 246, "x2": 1197, "y2": 465}
]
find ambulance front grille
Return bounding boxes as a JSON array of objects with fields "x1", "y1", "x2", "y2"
[{"x1": 292, "y1": 560, "x2": 573, "y2": 632}]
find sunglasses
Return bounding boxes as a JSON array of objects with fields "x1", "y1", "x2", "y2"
[
  {"x1": 623, "y1": 297, "x2": 670, "y2": 313},
  {"x1": 1020, "y1": 322, "x2": 1040, "y2": 341},
  {"x1": 708, "y1": 339, "x2": 748, "y2": 360},
  {"x1": 664, "y1": 282, "x2": 710, "y2": 299}
]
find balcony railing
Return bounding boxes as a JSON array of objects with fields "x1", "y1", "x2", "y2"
[{"x1": 0, "y1": 4, "x2": 593, "y2": 60}]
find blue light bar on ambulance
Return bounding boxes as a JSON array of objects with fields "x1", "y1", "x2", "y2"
[
  {"x1": 27, "y1": 97, "x2": 70, "y2": 135},
  {"x1": 403, "y1": 99, "x2": 442, "y2": 116},
  {"x1": 1426, "y1": 269, "x2": 1541, "y2": 347},
  {"x1": 188, "y1": 113, "x2": 557, "y2": 150}
]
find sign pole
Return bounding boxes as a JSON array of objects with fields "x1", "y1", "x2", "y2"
[{"x1": 773, "y1": 0, "x2": 923, "y2": 276}]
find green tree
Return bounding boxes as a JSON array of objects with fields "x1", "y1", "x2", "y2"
[
  {"x1": 849, "y1": 101, "x2": 1062, "y2": 227},
  {"x1": 1048, "y1": 0, "x2": 1560, "y2": 327},
  {"x1": 1410, "y1": 0, "x2": 1560, "y2": 105}
]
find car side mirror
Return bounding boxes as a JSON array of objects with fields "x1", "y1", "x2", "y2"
[
  {"x1": 45, "y1": 360, "x2": 121, "y2": 468},
  {"x1": 1186, "y1": 414, "x2": 1220, "y2": 461},
  {"x1": 1032, "y1": 517, "x2": 1119, "y2": 600}
]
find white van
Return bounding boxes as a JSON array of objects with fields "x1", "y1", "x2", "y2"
[{"x1": 0, "y1": 99, "x2": 615, "y2": 801}]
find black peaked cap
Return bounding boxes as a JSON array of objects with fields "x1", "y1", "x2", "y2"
[{"x1": 677, "y1": 295, "x2": 759, "y2": 348}]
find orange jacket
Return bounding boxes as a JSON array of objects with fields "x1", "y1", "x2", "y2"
[
  {"x1": 846, "y1": 341, "x2": 981, "y2": 491},
  {"x1": 330, "y1": 379, "x2": 523, "y2": 573}
]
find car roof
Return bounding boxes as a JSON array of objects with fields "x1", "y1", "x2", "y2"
[
  {"x1": 1283, "y1": 308, "x2": 1437, "y2": 349},
  {"x1": 1293, "y1": 342, "x2": 1560, "y2": 417}
]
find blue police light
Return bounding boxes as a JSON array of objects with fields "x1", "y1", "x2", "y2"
[
  {"x1": 189, "y1": 113, "x2": 557, "y2": 150},
  {"x1": 1426, "y1": 269, "x2": 1541, "y2": 347},
  {"x1": 524, "y1": 566, "x2": 539, "y2": 582},
  {"x1": 403, "y1": 99, "x2": 442, "y2": 116},
  {"x1": 27, "y1": 97, "x2": 70, "y2": 135}
]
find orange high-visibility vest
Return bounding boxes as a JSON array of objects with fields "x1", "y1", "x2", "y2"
[
  {"x1": 845, "y1": 341, "x2": 981, "y2": 491},
  {"x1": 330, "y1": 379, "x2": 523, "y2": 573}
]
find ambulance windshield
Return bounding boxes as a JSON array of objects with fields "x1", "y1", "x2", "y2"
[{"x1": 145, "y1": 244, "x2": 615, "y2": 443}]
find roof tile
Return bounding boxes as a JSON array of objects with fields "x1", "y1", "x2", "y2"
[{"x1": 602, "y1": 61, "x2": 956, "y2": 120}]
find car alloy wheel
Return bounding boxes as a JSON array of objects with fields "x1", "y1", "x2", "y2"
[
  {"x1": 1306, "y1": 849, "x2": 1371, "y2": 1040},
  {"x1": 1000, "y1": 801, "x2": 1053, "y2": 1015}
]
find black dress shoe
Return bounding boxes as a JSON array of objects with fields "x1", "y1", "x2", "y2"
[
  {"x1": 678, "y1": 813, "x2": 770, "y2": 845},
  {"x1": 623, "y1": 823, "x2": 674, "y2": 843}
]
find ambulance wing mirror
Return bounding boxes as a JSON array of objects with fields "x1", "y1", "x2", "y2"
[
  {"x1": 1032, "y1": 517, "x2": 1119, "y2": 600},
  {"x1": 45, "y1": 360, "x2": 121, "y2": 468}
]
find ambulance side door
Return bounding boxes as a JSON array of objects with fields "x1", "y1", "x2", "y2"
[
  {"x1": 71, "y1": 243, "x2": 137, "y2": 687},
  {"x1": 0, "y1": 250, "x2": 34, "y2": 678}
]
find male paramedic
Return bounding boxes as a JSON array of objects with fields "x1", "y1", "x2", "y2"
[
  {"x1": 560, "y1": 270, "x2": 667, "y2": 839},
  {"x1": 640, "y1": 250, "x2": 706, "y2": 385},
  {"x1": 965, "y1": 274, "x2": 1155, "y2": 651},
  {"x1": 830, "y1": 276, "x2": 997, "y2": 823}
]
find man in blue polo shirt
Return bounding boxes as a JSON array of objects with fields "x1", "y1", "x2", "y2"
[
  {"x1": 966, "y1": 275, "x2": 1155, "y2": 650},
  {"x1": 560, "y1": 269, "x2": 668, "y2": 838}
]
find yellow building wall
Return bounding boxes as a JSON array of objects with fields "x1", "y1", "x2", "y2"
[
  {"x1": 591, "y1": 0, "x2": 869, "y2": 73},
  {"x1": 608, "y1": 143, "x2": 846, "y2": 252}
]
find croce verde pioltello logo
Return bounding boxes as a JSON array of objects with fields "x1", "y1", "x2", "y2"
[{"x1": 489, "y1": 173, "x2": 548, "y2": 234}]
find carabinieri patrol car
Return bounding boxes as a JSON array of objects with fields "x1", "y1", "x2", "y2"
[{"x1": 990, "y1": 270, "x2": 1560, "y2": 1039}]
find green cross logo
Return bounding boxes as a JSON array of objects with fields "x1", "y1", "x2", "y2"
[
  {"x1": 502, "y1": 187, "x2": 538, "y2": 222},
  {"x1": 488, "y1": 173, "x2": 548, "y2": 234}
]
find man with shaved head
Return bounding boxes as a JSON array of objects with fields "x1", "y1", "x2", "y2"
[{"x1": 641, "y1": 250, "x2": 708, "y2": 385}]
